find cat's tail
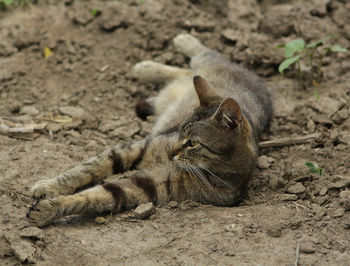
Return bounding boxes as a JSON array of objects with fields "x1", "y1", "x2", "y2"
[{"x1": 173, "y1": 34, "x2": 209, "y2": 58}]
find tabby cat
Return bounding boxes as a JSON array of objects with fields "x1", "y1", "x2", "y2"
[{"x1": 27, "y1": 34, "x2": 272, "y2": 227}]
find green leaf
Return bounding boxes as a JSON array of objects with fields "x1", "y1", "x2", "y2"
[
  {"x1": 285, "y1": 39, "x2": 305, "y2": 58},
  {"x1": 278, "y1": 55, "x2": 300, "y2": 74},
  {"x1": 1, "y1": 0, "x2": 13, "y2": 5},
  {"x1": 329, "y1": 45, "x2": 347, "y2": 52},
  {"x1": 305, "y1": 162, "x2": 324, "y2": 176},
  {"x1": 276, "y1": 44, "x2": 285, "y2": 49},
  {"x1": 306, "y1": 35, "x2": 333, "y2": 49},
  {"x1": 313, "y1": 90, "x2": 320, "y2": 99},
  {"x1": 91, "y1": 9, "x2": 99, "y2": 16}
]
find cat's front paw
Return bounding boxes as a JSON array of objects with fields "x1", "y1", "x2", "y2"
[
  {"x1": 173, "y1": 34, "x2": 206, "y2": 57},
  {"x1": 27, "y1": 199, "x2": 59, "y2": 227},
  {"x1": 30, "y1": 179, "x2": 60, "y2": 199}
]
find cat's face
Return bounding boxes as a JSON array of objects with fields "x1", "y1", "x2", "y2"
[{"x1": 170, "y1": 76, "x2": 252, "y2": 179}]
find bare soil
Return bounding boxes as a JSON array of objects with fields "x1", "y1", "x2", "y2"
[{"x1": 1, "y1": 0, "x2": 350, "y2": 265}]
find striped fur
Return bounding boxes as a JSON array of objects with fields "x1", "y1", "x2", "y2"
[{"x1": 27, "y1": 34, "x2": 272, "y2": 227}]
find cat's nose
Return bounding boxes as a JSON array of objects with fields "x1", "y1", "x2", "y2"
[{"x1": 169, "y1": 142, "x2": 182, "y2": 160}]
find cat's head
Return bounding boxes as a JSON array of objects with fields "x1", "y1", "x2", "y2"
[{"x1": 171, "y1": 76, "x2": 257, "y2": 183}]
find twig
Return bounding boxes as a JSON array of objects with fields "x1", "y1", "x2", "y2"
[
  {"x1": 295, "y1": 240, "x2": 300, "y2": 266},
  {"x1": 259, "y1": 132, "x2": 321, "y2": 148}
]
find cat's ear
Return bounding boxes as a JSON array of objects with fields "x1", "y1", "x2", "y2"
[
  {"x1": 212, "y1": 98, "x2": 243, "y2": 130},
  {"x1": 193, "y1": 76, "x2": 217, "y2": 106}
]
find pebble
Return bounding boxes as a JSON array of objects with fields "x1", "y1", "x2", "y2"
[
  {"x1": 280, "y1": 194, "x2": 298, "y2": 201},
  {"x1": 311, "y1": 96, "x2": 344, "y2": 117},
  {"x1": 224, "y1": 223, "x2": 243, "y2": 233},
  {"x1": 287, "y1": 183, "x2": 305, "y2": 194},
  {"x1": 95, "y1": 216, "x2": 106, "y2": 224},
  {"x1": 266, "y1": 224, "x2": 282, "y2": 237},
  {"x1": 257, "y1": 155, "x2": 274, "y2": 169},
  {"x1": 269, "y1": 175, "x2": 284, "y2": 191},
  {"x1": 59, "y1": 106, "x2": 84, "y2": 118},
  {"x1": 4, "y1": 233, "x2": 36, "y2": 263},
  {"x1": 300, "y1": 241, "x2": 316, "y2": 254},
  {"x1": 339, "y1": 190, "x2": 350, "y2": 211},
  {"x1": 221, "y1": 29, "x2": 239, "y2": 43},
  {"x1": 168, "y1": 201, "x2": 178, "y2": 209},
  {"x1": 19, "y1": 226, "x2": 44, "y2": 240},
  {"x1": 134, "y1": 202, "x2": 155, "y2": 219},
  {"x1": 20, "y1": 105, "x2": 39, "y2": 116}
]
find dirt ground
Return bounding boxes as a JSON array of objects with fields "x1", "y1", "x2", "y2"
[{"x1": 1, "y1": 0, "x2": 350, "y2": 265}]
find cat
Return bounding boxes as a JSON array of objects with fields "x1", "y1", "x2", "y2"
[{"x1": 27, "y1": 34, "x2": 273, "y2": 227}]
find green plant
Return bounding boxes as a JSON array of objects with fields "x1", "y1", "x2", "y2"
[
  {"x1": 0, "y1": 0, "x2": 13, "y2": 9},
  {"x1": 305, "y1": 162, "x2": 324, "y2": 176},
  {"x1": 91, "y1": 9, "x2": 100, "y2": 17},
  {"x1": 277, "y1": 35, "x2": 347, "y2": 88}
]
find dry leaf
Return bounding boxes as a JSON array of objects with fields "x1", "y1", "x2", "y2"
[{"x1": 44, "y1": 47, "x2": 53, "y2": 58}]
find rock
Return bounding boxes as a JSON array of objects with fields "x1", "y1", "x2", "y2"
[
  {"x1": 168, "y1": 201, "x2": 178, "y2": 209},
  {"x1": 332, "y1": 208, "x2": 344, "y2": 218},
  {"x1": 224, "y1": 223, "x2": 243, "y2": 233},
  {"x1": 269, "y1": 175, "x2": 284, "y2": 191},
  {"x1": 319, "y1": 187, "x2": 328, "y2": 196},
  {"x1": 0, "y1": 69, "x2": 13, "y2": 82},
  {"x1": 59, "y1": 106, "x2": 84, "y2": 118},
  {"x1": 134, "y1": 202, "x2": 155, "y2": 219},
  {"x1": 0, "y1": 40, "x2": 18, "y2": 56},
  {"x1": 266, "y1": 224, "x2": 282, "y2": 237},
  {"x1": 99, "y1": 2, "x2": 137, "y2": 32},
  {"x1": 20, "y1": 106, "x2": 39, "y2": 116},
  {"x1": 257, "y1": 155, "x2": 273, "y2": 169},
  {"x1": 259, "y1": 5, "x2": 296, "y2": 37},
  {"x1": 300, "y1": 241, "x2": 316, "y2": 254},
  {"x1": 47, "y1": 123, "x2": 61, "y2": 133},
  {"x1": 327, "y1": 176, "x2": 350, "y2": 190},
  {"x1": 287, "y1": 183, "x2": 306, "y2": 194},
  {"x1": 0, "y1": 235, "x2": 14, "y2": 258},
  {"x1": 227, "y1": 0, "x2": 262, "y2": 31},
  {"x1": 4, "y1": 233, "x2": 36, "y2": 263},
  {"x1": 221, "y1": 29, "x2": 239, "y2": 44},
  {"x1": 310, "y1": 96, "x2": 344, "y2": 117},
  {"x1": 95, "y1": 216, "x2": 106, "y2": 224},
  {"x1": 339, "y1": 190, "x2": 350, "y2": 211},
  {"x1": 19, "y1": 226, "x2": 44, "y2": 240},
  {"x1": 332, "y1": 109, "x2": 349, "y2": 124},
  {"x1": 177, "y1": 17, "x2": 215, "y2": 32},
  {"x1": 280, "y1": 194, "x2": 298, "y2": 201}
]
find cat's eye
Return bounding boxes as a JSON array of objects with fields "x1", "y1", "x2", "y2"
[{"x1": 183, "y1": 139, "x2": 199, "y2": 148}]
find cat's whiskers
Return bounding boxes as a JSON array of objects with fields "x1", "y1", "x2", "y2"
[
  {"x1": 200, "y1": 166, "x2": 232, "y2": 188},
  {"x1": 188, "y1": 163, "x2": 213, "y2": 190}
]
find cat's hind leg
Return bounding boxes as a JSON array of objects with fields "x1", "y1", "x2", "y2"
[
  {"x1": 173, "y1": 34, "x2": 209, "y2": 58},
  {"x1": 132, "y1": 61, "x2": 192, "y2": 84}
]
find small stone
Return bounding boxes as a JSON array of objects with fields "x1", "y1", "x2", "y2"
[
  {"x1": 269, "y1": 175, "x2": 283, "y2": 191},
  {"x1": 339, "y1": 191, "x2": 350, "y2": 211},
  {"x1": 319, "y1": 187, "x2": 328, "y2": 196},
  {"x1": 95, "y1": 217, "x2": 106, "y2": 224},
  {"x1": 266, "y1": 224, "x2": 282, "y2": 237},
  {"x1": 4, "y1": 233, "x2": 36, "y2": 263},
  {"x1": 20, "y1": 106, "x2": 39, "y2": 116},
  {"x1": 224, "y1": 223, "x2": 243, "y2": 233},
  {"x1": 0, "y1": 69, "x2": 13, "y2": 82},
  {"x1": 47, "y1": 123, "x2": 61, "y2": 133},
  {"x1": 134, "y1": 202, "x2": 155, "y2": 219},
  {"x1": 221, "y1": 29, "x2": 239, "y2": 43},
  {"x1": 300, "y1": 241, "x2": 316, "y2": 254},
  {"x1": 327, "y1": 176, "x2": 350, "y2": 190},
  {"x1": 168, "y1": 201, "x2": 178, "y2": 209},
  {"x1": 332, "y1": 109, "x2": 349, "y2": 124},
  {"x1": 257, "y1": 155, "x2": 272, "y2": 169},
  {"x1": 287, "y1": 183, "x2": 305, "y2": 194},
  {"x1": 19, "y1": 226, "x2": 44, "y2": 240},
  {"x1": 280, "y1": 194, "x2": 298, "y2": 201},
  {"x1": 332, "y1": 208, "x2": 344, "y2": 218},
  {"x1": 59, "y1": 106, "x2": 84, "y2": 118}
]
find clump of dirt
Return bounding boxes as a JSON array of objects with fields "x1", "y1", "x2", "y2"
[{"x1": 1, "y1": 0, "x2": 350, "y2": 264}]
